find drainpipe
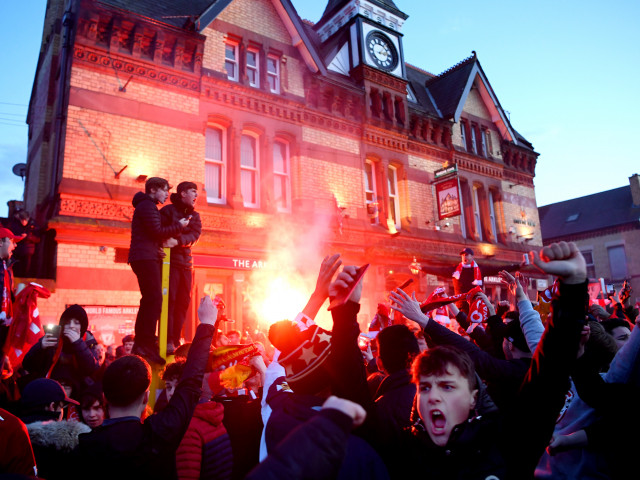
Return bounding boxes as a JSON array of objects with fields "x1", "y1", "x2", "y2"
[{"x1": 48, "y1": 0, "x2": 76, "y2": 218}]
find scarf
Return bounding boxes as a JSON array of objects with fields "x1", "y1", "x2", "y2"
[{"x1": 452, "y1": 260, "x2": 482, "y2": 286}]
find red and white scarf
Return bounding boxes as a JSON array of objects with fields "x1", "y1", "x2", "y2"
[{"x1": 452, "y1": 261, "x2": 482, "y2": 286}]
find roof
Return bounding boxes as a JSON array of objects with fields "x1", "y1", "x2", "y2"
[
  {"x1": 320, "y1": 0, "x2": 408, "y2": 23},
  {"x1": 96, "y1": 0, "x2": 220, "y2": 29},
  {"x1": 405, "y1": 64, "x2": 440, "y2": 117},
  {"x1": 539, "y1": 185, "x2": 640, "y2": 240},
  {"x1": 425, "y1": 54, "x2": 477, "y2": 119}
]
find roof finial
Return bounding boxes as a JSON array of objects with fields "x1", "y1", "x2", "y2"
[{"x1": 472, "y1": 50, "x2": 477, "y2": 57}]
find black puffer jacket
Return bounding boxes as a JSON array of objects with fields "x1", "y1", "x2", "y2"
[
  {"x1": 128, "y1": 192, "x2": 182, "y2": 262},
  {"x1": 160, "y1": 193, "x2": 202, "y2": 269}
]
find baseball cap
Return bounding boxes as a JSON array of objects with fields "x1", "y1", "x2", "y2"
[
  {"x1": 460, "y1": 247, "x2": 474, "y2": 256},
  {"x1": 0, "y1": 227, "x2": 25, "y2": 241},
  {"x1": 20, "y1": 378, "x2": 79, "y2": 409}
]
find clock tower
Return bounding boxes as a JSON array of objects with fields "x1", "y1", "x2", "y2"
[{"x1": 314, "y1": 0, "x2": 408, "y2": 79}]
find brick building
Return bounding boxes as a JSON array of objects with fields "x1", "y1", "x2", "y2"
[
  {"x1": 539, "y1": 174, "x2": 640, "y2": 307},
  {"x1": 23, "y1": 0, "x2": 542, "y2": 345}
]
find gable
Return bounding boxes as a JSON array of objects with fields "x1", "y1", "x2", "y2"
[
  {"x1": 217, "y1": 0, "x2": 292, "y2": 44},
  {"x1": 461, "y1": 83, "x2": 492, "y2": 121}
]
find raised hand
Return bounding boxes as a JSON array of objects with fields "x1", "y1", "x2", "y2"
[
  {"x1": 315, "y1": 254, "x2": 342, "y2": 299},
  {"x1": 530, "y1": 241, "x2": 587, "y2": 285},
  {"x1": 472, "y1": 291, "x2": 495, "y2": 316},
  {"x1": 179, "y1": 217, "x2": 190, "y2": 228},
  {"x1": 197, "y1": 295, "x2": 218, "y2": 326},
  {"x1": 329, "y1": 265, "x2": 365, "y2": 304},
  {"x1": 163, "y1": 238, "x2": 178, "y2": 248},
  {"x1": 389, "y1": 288, "x2": 428, "y2": 328},
  {"x1": 322, "y1": 395, "x2": 367, "y2": 428}
]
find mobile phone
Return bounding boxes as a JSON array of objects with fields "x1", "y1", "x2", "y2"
[
  {"x1": 599, "y1": 278, "x2": 606, "y2": 295},
  {"x1": 522, "y1": 253, "x2": 530, "y2": 265},
  {"x1": 606, "y1": 284, "x2": 614, "y2": 294},
  {"x1": 358, "y1": 334, "x2": 370, "y2": 351},
  {"x1": 328, "y1": 264, "x2": 370, "y2": 310},
  {"x1": 44, "y1": 324, "x2": 61, "y2": 339}
]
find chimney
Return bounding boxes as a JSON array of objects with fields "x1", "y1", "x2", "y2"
[{"x1": 630, "y1": 174, "x2": 640, "y2": 206}]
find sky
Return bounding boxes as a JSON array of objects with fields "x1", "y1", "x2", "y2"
[{"x1": 0, "y1": 0, "x2": 638, "y2": 218}]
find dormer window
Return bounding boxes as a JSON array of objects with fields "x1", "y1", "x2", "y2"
[
  {"x1": 460, "y1": 122, "x2": 467, "y2": 151},
  {"x1": 470, "y1": 127, "x2": 478, "y2": 154}
]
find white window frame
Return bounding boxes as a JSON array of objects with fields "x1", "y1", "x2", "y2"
[
  {"x1": 205, "y1": 126, "x2": 227, "y2": 204},
  {"x1": 364, "y1": 159, "x2": 378, "y2": 225},
  {"x1": 267, "y1": 54, "x2": 280, "y2": 94},
  {"x1": 472, "y1": 185, "x2": 483, "y2": 241},
  {"x1": 273, "y1": 139, "x2": 291, "y2": 213},
  {"x1": 481, "y1": 130, "x2": 488, "y2": 157},
  {"x1": 470, "y1": 126, "x2": 478, "y2": 154},
  {"x1": 460, "y1": 122, "x2": 467, "y2": 151},
  {"x1": 387, "y1": 165, "x2": 401, "y2": 230},
  {"x1": 488, "y1": 189, "x2": 497, "y2": 241},
  {"x1": 240, "y1": 133, "x2": 260, "y2": 208},
  {"x1": 607, "y1": 245, "x2": 628, "y2": 280},
  {"x1": 580, "y1": 249, "x2": 596, "y2": 280},
  {"x1": 225, "y1": 41, "x2": 239, "y2": 82},
  {"x1": 246, "y1": 47, "x2": 260, "y2": 88}
]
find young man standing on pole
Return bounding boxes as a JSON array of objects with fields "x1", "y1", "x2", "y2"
[
  {"x1": 160, "y1": 181, "x2": 202, "y2": 354},
  {"x1": 128, "y1": 177, "x2": 189, "y2": 365}
]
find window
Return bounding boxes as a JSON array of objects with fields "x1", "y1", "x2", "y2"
[
  {"x1": 388, "y1": 165, "x2": 400, "y2": 229},
  {"x1": 225, "y1": 42, "x2": 239, "y2": 81},
  {"x1": 470, "y1": 127, "x2": 478, "y2": 154},
  {"x1": 267, "y1": 55, "x2": 280, "y2": 93},
  {"x1": 273, "y1": 140, "x2": 291, "y2": 212},
  {"x1": 460, "y1": 123, "x2": 467, "y2": 151},
  {"x1": 481, "y1": 130, "x2": 488, "y2": 157},
  {"x1": 608, "y1": 245, "x2": 628, "y2": 280},
  {"x1": 364, "y1": 160, "x2": 378, "y2": 224},
  {"x1": 581, "y1": 250, "x2": 596, "y2": 279},
  {"x1": 472, "y1": 185, "x2": 483, "y2": 241},
  {"x1": 240, "y1": 134, "x2": 259, "y2": 207},
  {"x1": 488, "y1": 190, "x2": 497, "y2": 241},
  {"x1": 246, "y1": 48, "x2": 260, "y2": 87},
  {"x1": 205, "y1": 127, "x2": 227, "y2": 204}
]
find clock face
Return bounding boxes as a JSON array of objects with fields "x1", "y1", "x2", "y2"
[{"x1": 366, "y1": 31, "x2": 398, "y2": 72}]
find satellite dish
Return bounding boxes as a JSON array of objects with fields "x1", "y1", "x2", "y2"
[{"x1": 12, "y1": 163, "x2": 26, "y2": 180}]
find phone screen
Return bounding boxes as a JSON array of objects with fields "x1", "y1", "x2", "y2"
[
  {"x1": 45, "y1": 324, "x2": 61, "y2": 339},
  {"x1": 328, "y1": 264, "x2": 370, "y2": 310}
]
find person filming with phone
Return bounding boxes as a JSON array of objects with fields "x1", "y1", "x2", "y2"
[{"x1": 22, "y1": 304, "x2": 99, "y2": 394}]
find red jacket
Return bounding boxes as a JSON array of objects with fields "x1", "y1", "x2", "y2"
[{"x1": 176, "y1": 400, "x2": 232, "y2": 480}]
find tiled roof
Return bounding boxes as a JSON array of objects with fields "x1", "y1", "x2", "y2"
[
  {"x1": 425, "y1": 53, "x2": 476, "y2": 120},
  {"x1": 539, "y1": 186, "x2": 640, "y2": 240},
  {"x1": 321, "y1": 0, "x2": 408, "y2": 22},
  {"x1": 96, "y1": 0, "x2": 219, "y2": 29},
  {"x1": 405, "y1": 65, "x2": 440, "y2": 117}
]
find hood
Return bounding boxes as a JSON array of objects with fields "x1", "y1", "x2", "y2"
[
  {"x1": 132, "y1": 191, "x2": 153, "y2": 207},
  {"x1": 374, "y1": 370, "x2": 412, "y2": 400},
  {"x1": 26, "y1": 419, "x2": 91, "y2": 451},
  {"x1": 169, "y1": 192, "x2": 194, "y2": 214},
  {"x1": 194, "y1": 400, "x2": 225, "y2": 426}
]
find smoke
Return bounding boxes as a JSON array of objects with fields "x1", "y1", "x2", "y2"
[{"x1": 244, "y1": 213, "x2": 336, "y2": 331}]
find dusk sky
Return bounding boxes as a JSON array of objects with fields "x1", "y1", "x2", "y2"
[{"x1": 1, "y1": 0, "x2": 638, "y2": 218}]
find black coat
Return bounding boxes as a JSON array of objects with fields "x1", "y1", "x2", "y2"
[
  {"x1": 160, "y1": 193, "x2": 202, "y2": 269},
  {"x1": 128, "y1": 192, "x2": 182, "y2": 262},
  {"x1": 387, "y1": 281, "x2": 588, "y2": 480},
  {"x1": 22, "y1": 333, "x2": 100, "y2": 390},
  {"x1": 374, "y1": 370, "x2": 415, "y2": 442},
  {"x1": 74, "y1": 322, "x2": 214, "y2": 480}
]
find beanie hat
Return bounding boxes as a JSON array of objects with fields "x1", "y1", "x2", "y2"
[
  {"x1": 503, "y1": 319, "x2": 530, "y2": 353},
  {"x1": 60, "y1": 304, "x2": 89, "y2": 337},
  {"x1": 269, "y1": 321, "x2": 332, "y2": 395}
]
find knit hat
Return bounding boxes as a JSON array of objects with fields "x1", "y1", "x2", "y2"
[
  {"x1": 21, "y1": 378, "x2": 79, "y2": 409},
  {"x1": 503, "y1": 319, "x2": 530, "y2": 353},
  {"x1": 60, "y1": 304, "x2": 89, "y2": 336},
  {"x1": 269, "y1": 321, "x2": 332, "y2": 395}
]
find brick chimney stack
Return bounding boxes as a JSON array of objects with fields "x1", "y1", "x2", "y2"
[{"x1": 630, "y1": 173, "x2": 640, "y2": 206}]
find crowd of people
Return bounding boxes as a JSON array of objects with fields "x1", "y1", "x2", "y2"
[{"x1": 0, "y1": 180, "x2": 637, "y2": 480}]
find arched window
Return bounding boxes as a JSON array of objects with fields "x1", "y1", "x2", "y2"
[
  {"x1": 241, "y1": 133, "x2": 260, "y2": 208},
  {"x1": 205, "y1": 126, "x2": 227, "y2": 204},
  {"x1": 273, "y1": 139, "x2": 291, "y2": 212}
]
